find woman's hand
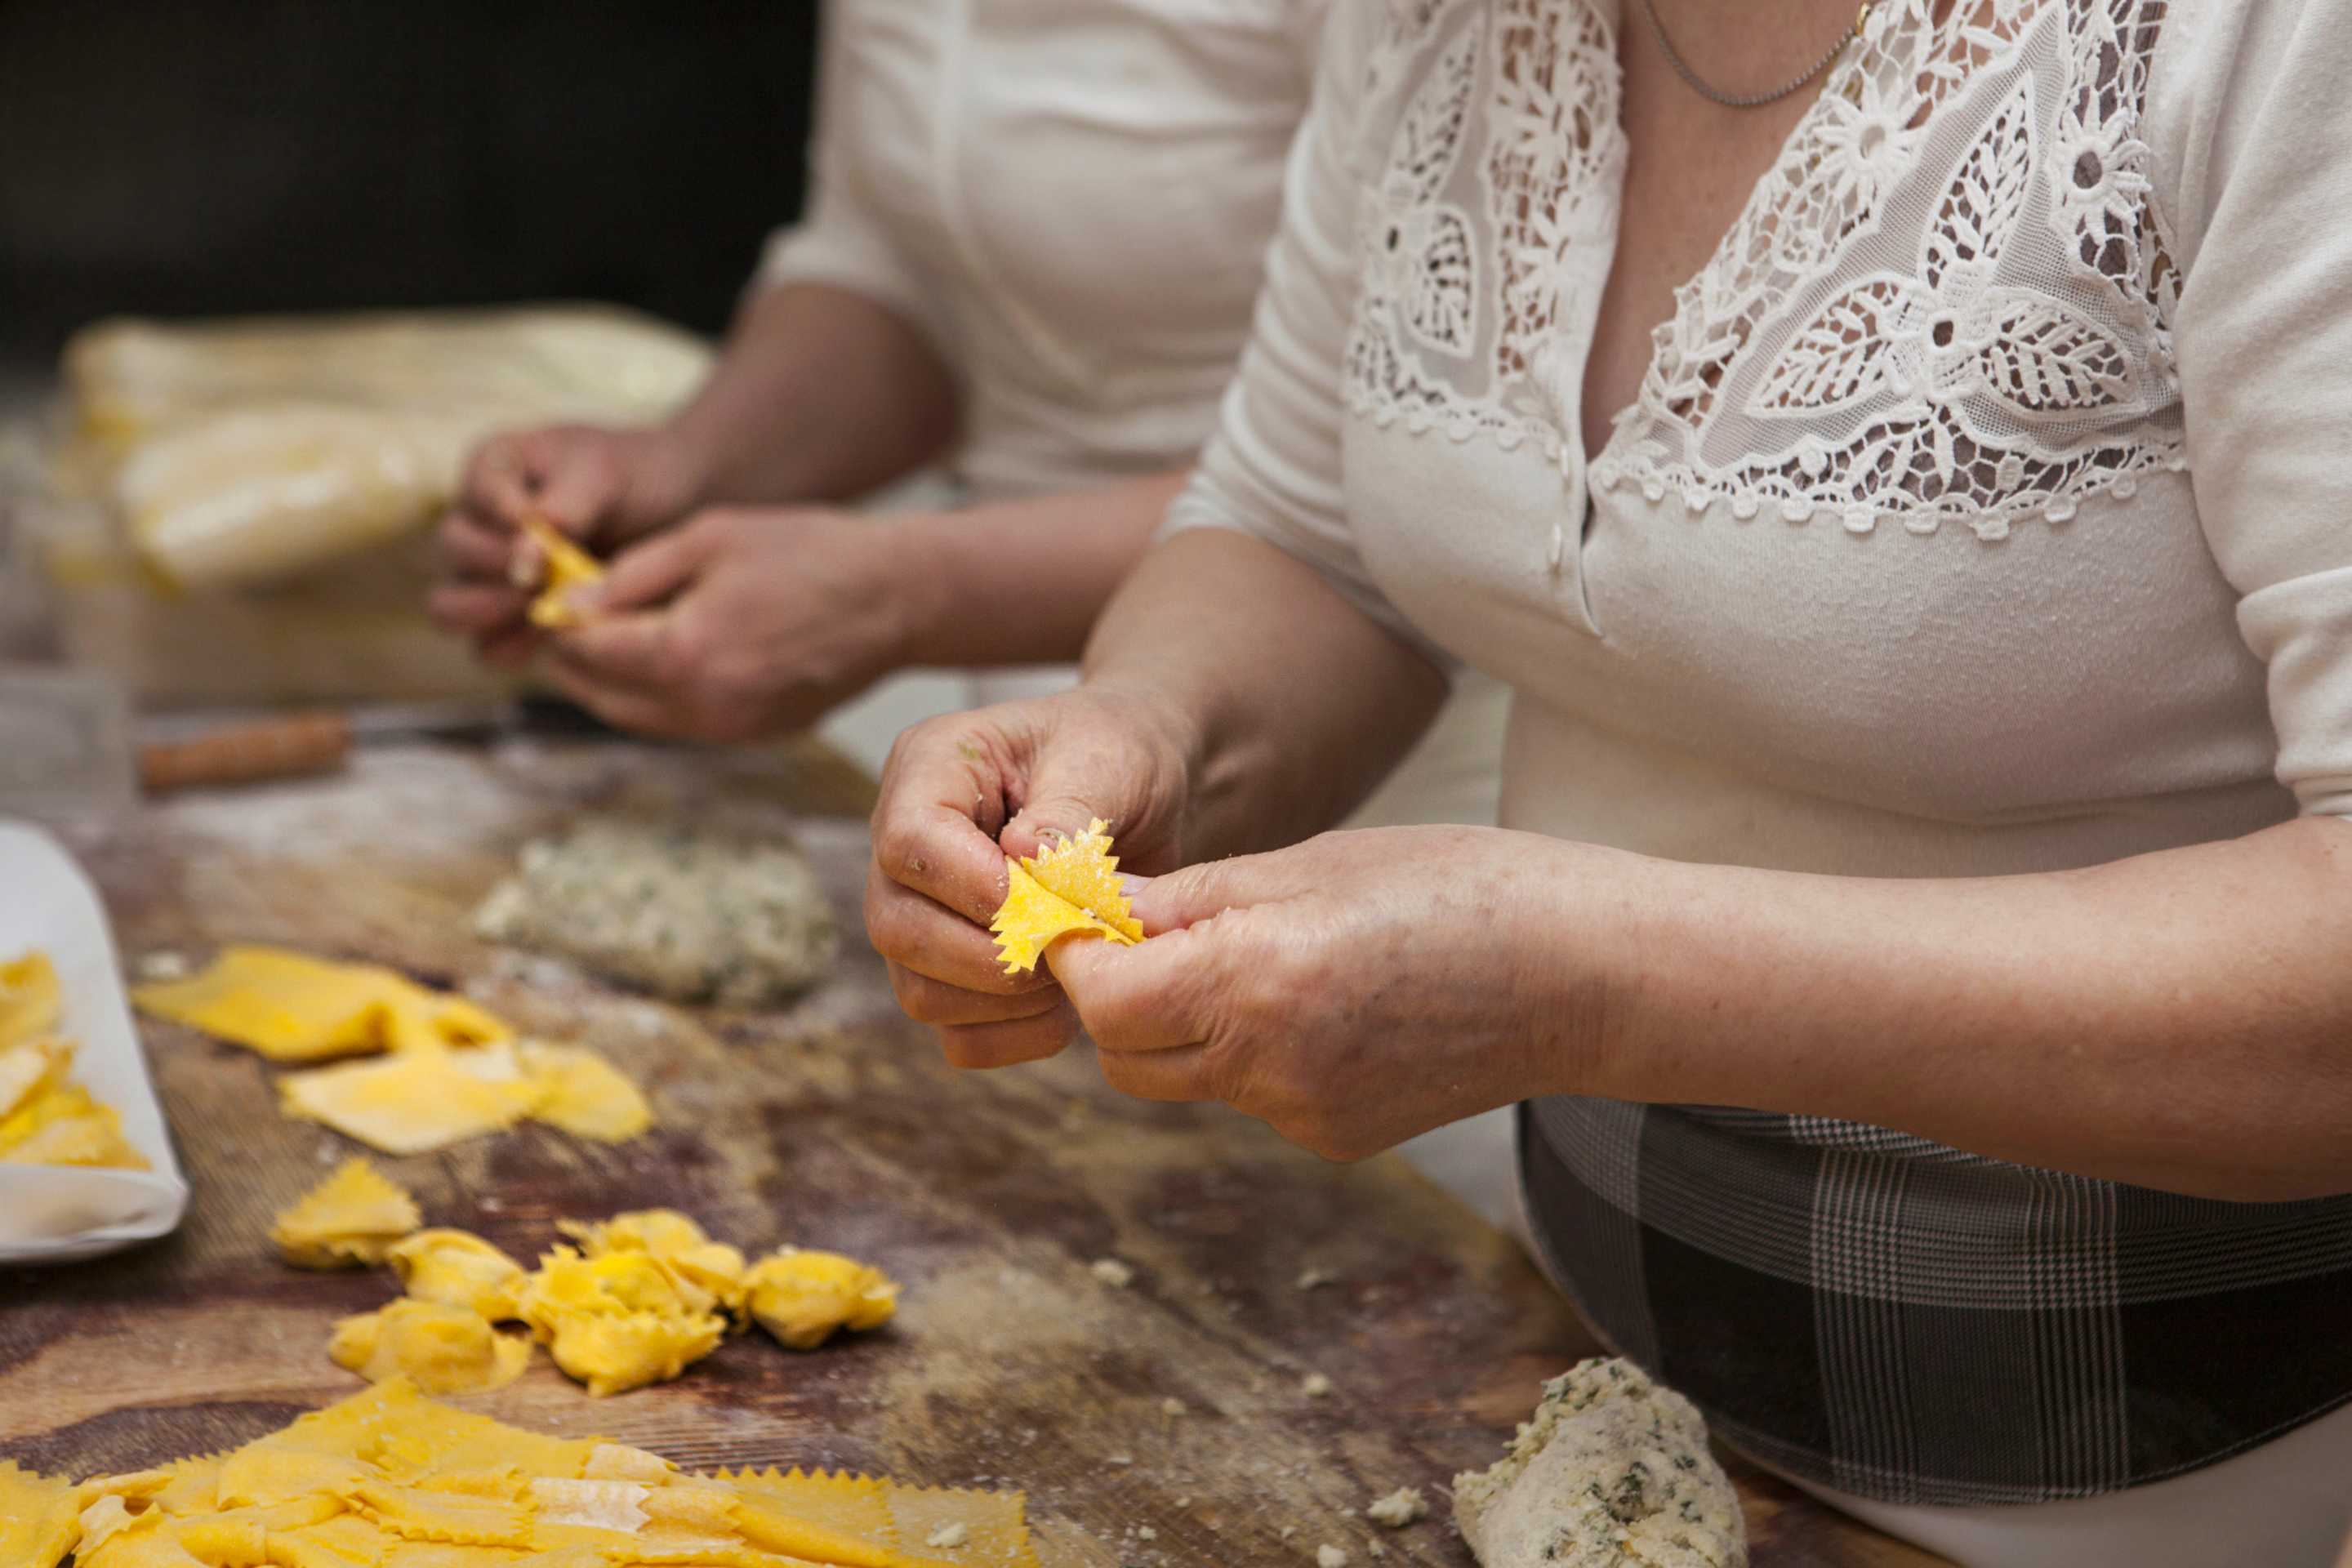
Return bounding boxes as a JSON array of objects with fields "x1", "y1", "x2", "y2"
[
  {"x1": 427, "y1": 422, "x2": 708, "y2": 667},
  {"x1": 535, "y1": 506, "x2": 929, "y2": 743},
  {"x1": 1049, "y1": 826, "x2": 1597, "y2": 1160},
  {"x1": 863, "y1": 687, "x2": 1203, "y2": 1071}
]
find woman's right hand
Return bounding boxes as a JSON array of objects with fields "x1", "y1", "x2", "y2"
[
  {"x1": 865, "y1": 686, "x2": 1200, "y2": 1070},
  {"x1": 427, "y1": 422, "x2": 707, "y2": 667}
]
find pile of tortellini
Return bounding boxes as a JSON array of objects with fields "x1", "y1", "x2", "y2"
[{"x1": 275, "y1": 1160, "x2": 902, "y2": 1398}]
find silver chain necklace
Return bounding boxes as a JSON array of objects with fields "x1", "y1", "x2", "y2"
[{"x1": 1642, "y1": 1, "x2": 1873, "y2": 109}]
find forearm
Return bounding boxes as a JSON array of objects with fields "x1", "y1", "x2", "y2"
[
  {"x1": 890, "y1": 470, "x2": 1189, "y2": 669},
  {"x1": 665, "y1": 283, "x2": 959, "y2": 508},
  {"x1": 1085, "y1": 528, "x2": 1448, "y2": 858},
  {"x1": 1561, "y1": 816, "x2": 2352, "y2": 1200}
]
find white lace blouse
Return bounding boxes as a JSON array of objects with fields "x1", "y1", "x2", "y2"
[
  {"x1": 760, "y1": 0, "x2": 1330, "y2": 502},
  {"x1": 1169, "y1": 0, "x2": 2352, "y2": 879}
]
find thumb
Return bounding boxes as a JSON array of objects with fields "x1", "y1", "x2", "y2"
[
  {"x1": 1128, "y1": 845, "x2": 1322, "y2": 936},
  {"x1": 465, "y1": 429, "x2": 542, "y2": 523},
  {"x1": 530, "y1": 434, "x2": 627, "y2": 538},
  {"x1": 591, "y1": 521, "x2": 716, "y2": 615},
  {"x1": 1000, "y1": 746, "x2": 1151, "y2": 862},
  {"x1": 1000, "y1": 800, "x2": 1112, "y2": 862}
]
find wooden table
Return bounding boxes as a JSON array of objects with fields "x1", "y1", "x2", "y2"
[{"x1": 0, "y1": 739, "x2": 1940, "y2": 1567}]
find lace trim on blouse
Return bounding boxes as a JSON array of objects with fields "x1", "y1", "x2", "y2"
[{"x1": 1343, "y1": 0, "x2": 2187, "y2": 540}]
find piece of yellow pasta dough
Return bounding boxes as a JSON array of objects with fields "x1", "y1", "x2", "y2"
[
  {"x1": 556, "y1": 1208, "x2": 748, "y2": 1316},
  {"x1": 386, "y1": 1228, "x2": 528, "y2": 1319},
  {"x1": 0, "y1": 1038, "x2": 148, "y2": 1171},
  {"x1": 743, "y1": 1248, "x2": 901, "y2": 1350},
  {"x1": 271, "y1": 1157, "x2": 422, "y2": 1267},
  {"x1": 328, "y1": 1298, "x2": 532, "y2": 1396},
  {"x1": 0, "y1": 952, "x2": 148, "y2": 1170},
  {"x1": 0, "y1": 1460, "x2": 78, "y2": 1568},
  {"x1": 515, "y1": 1247, "x2": 728, "y2": 1396},
  {"x1": 518, "y1": 512, "x2": 606, "y2": 630},
  {"x1": 0, "y1": 1034, "x2": 68, "y2": 1120},
  {"x1": 51, "y1": 1380, "x2": 1038, "y2": 1568},
  {"x1": 132, "y1": 945, "x2": 510, "y2": 1062},
  {"x1": 278, "y1": 1042, "x2": 542, "y2": 1156},
  {"x1": 516, "y1": 1040, "x2": 653, "y2": 1143},
  {"x1": 135, "y1": 945, "x2": 654, "y2": 1153},
  {"x1": 988, "y1": 818, "x2": 1143, "y2": 975},
  {"x1": 0, "y1": 951, "x2": 64, "y2": 1047}
]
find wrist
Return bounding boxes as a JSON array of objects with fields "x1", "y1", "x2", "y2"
[
  {"x1": 877, "y1": 511, "x2": 970, "y2": 668},
  {"x1": 1521, "y1": 838, "x2": 1673, "y2": 1103},
  {"x1": 644, "y1": 419, "x2": 723, "y2": 517}
]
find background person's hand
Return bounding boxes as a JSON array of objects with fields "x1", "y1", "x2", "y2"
[
  {"x1": 537, "y1": 506, "x2": 924, "y2": 742},
  {"x1": 426, "y1": 422, "x2": 707, "y2": 667},
  {"x1": 1048, "y1": 826, "x2": 1596, "y2": 1160},
  {"x1": 864, "y1": 687, "x2": 1201, "y2": 1071}
]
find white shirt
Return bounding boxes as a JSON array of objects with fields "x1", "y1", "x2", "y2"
[
  {"x1": 1171, "y1": 0, "x2": 2352, "y2": 875},
  {"x1": 1165, "y1": 0, "x2": 2352, "y2": 1551},
  {"x1": 765, "y1": 0, "x2": 1508, "y2": 839},
  {"x1": 763, "y1": 0, "x2": 1329, "y2": 502}
]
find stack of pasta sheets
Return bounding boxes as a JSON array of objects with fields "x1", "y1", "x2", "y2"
[{"x1": 22, "y1": 1379, "x2": 1038, "y2": 1568}]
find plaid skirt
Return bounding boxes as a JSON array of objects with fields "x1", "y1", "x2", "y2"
[{"x1": 1517, "y1": 1096, "x2": 2352, "y2": 1506}]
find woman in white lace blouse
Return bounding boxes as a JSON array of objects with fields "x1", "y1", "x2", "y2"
[{"x1": 867, "y1": 0, "x2": 2352, "y2": 1562}]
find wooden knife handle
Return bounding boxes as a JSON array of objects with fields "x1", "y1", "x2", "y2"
[{"x1": 137, "y1": 711, "x2": 354, "y2": 795}]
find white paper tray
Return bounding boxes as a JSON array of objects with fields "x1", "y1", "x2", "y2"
[{"x1": 0, "y1": 818, "x2": 189, "y2": 1263}]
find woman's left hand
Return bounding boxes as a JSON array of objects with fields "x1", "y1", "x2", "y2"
[
  {"x1": 1048, "y1": 825, "x2": 1605, "y2": 1160},
  {"x1": 542, "y1": 506, "x2": 932, "y2": 742}
]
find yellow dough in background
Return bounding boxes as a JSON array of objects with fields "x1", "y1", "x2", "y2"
[
  {"x1": 515, "y1": 1246, "x2": 728, "y2": 1396},
  {"x1": 744, "y1": 1247, "x2": 902, "y2": 1351},
  {"x1": 0, "y1": 951, "x2": 148, "y2": 1171},
  {"x1": 0, "y1": 1038, "x2": 147, "y2": 1171},
  {"x1": 386, "y1": 1227, "x2": 528, "y2": 1319},
  {"x1": 327, "y1": 1298, "x2": 532, "y2": 1395},
  {"x1": 556, "y1": 1207, "x2": 747, "y2": 1316},
  {"x1": 135, "y1": 944, "x2": 657, "y2": 1152},
  {"x1": 517, "y1": 1039, "x2": 653, "y2": 1143},
  {"x1": 270, "y1": 1157, "x2": 421, "y2": 1267},
  {"x1": 518, "y1": 511, "x2": 606, "y2": 630},
  {"x1": 0, "y1": 951, "x2": 64, "y2": 1047},
  {"x1": 0, "y1": 1035, "x2": 69, "y2": 1120},
  {"x1": 278, "y1": 1041, "x2": 542, "y2": 1155},
  {"x1": 131, "y1": 945, "x2": 510, "y2": 1062}
]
